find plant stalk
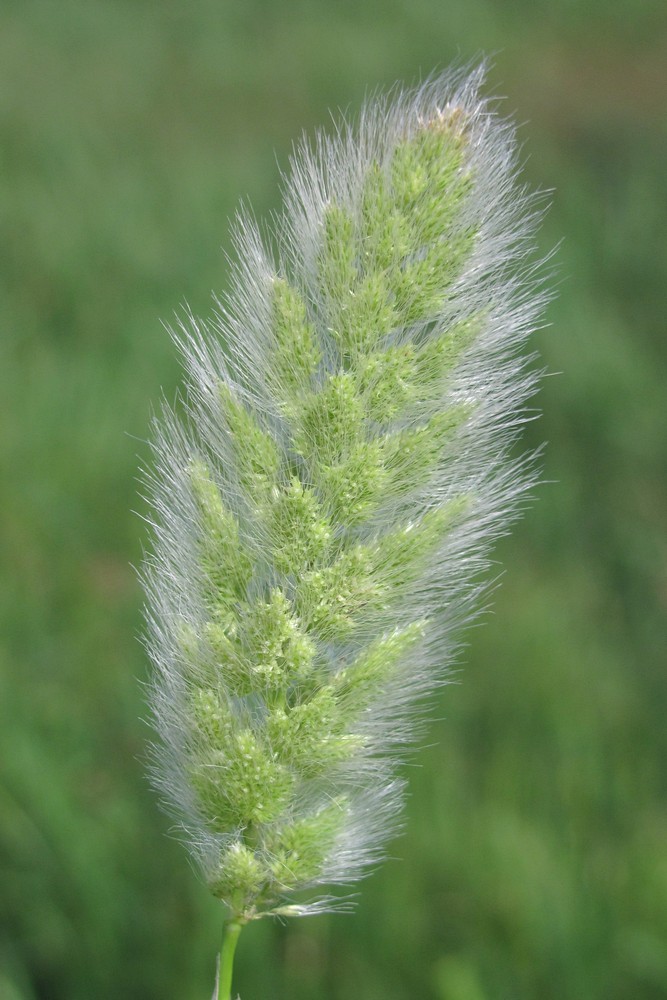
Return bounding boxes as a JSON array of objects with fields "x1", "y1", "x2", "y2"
[{"x1": 217, "y1": 918, "x2": 244, "y2": 1000}]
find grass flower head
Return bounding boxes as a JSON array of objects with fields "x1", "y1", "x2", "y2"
[{"x1": 142, "y1": 65, "x2": 547, "y2": 946}]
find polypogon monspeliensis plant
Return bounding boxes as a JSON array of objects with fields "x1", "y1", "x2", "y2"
[{"x1": 141, "y1": 65, "x2": 548, "y2": 999}]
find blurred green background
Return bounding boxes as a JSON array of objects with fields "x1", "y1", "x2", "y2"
[{"x1": 1, "y1": 1, "x2": 666, "y2": 998}]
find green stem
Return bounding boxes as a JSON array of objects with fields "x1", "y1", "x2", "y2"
[{"x1": 217, "y1": 918, "x2": 244, "y2": 1000}]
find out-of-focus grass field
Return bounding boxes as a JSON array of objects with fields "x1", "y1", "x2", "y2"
[{"x1": 1, "y1": 2, "x2": 666, "y2": 998}]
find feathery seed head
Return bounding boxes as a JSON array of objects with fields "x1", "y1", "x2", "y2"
[{"x1": 142, "y1": 64, "x2": 548, "y2": 922}]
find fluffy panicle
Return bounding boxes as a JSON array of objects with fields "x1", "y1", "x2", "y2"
[{"x1": 142, "y1": 65, "x2": 547, "y2": 923}]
